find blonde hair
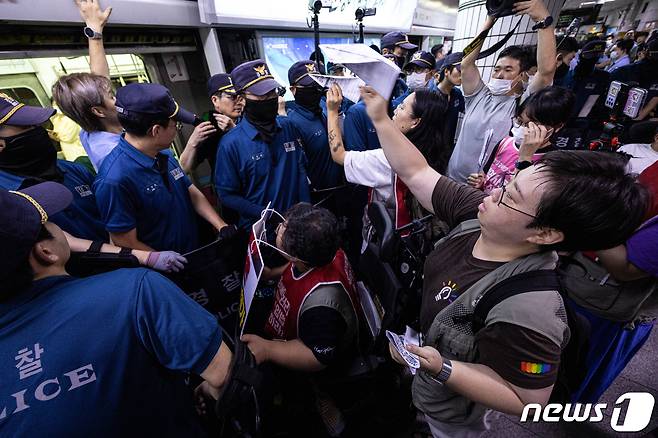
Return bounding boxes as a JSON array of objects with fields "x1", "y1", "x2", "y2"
[{"x1": 51, "y1": 73, "x2": 113, "y2": 132}]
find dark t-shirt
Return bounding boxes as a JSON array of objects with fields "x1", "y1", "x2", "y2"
[
  {"x1": 297, "y1": 284, "x2": 352, "y2": 366},
  {"x1": 422, "y1": 177, "x2": 561, "y2": 389}
]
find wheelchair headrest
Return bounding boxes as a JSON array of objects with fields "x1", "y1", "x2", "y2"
[{"x1": 367, "y1": 201, "x2": 397, "y2": 262}]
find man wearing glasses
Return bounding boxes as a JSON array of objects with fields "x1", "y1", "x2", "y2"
[
  {"x1": 94, "y1": 83, "x2": 232, "y2": 253},
  {"x1": 179, "y1": 73, "x2": 244, "y2": 175},
  {"x1": 215, "y1": 60, "x2": 311, "y2": 229},
  {"x1": 359, "y1": 85, "x2": 648, "y2": 437}
]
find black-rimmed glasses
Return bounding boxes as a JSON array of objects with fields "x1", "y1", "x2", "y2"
[{"x1": 496, "y1": 179, "x2": 536, "y2": 219}]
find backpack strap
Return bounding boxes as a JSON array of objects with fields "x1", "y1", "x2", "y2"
[
  {"x1": 472, "y1": 270, "x2": 560, "y2": 334},
  {"x1": 433, "y1": 219, "x2": 481, "y2": 249}
]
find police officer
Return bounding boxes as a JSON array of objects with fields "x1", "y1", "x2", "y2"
[
  {"x1": 0, "y1": 181, "x2": 232, "y2": 437},
  {"x1": 94, "y1": 83, "x2": 232, "y2": 253},
  {"x1": 381, "y1": 31, "x2": 417, "y2": 69},
  {"x1": 286, "y1": 61, "x2": 343, "y2": 206},
  {"x1": 434, "y1": 52, "x2": 465, "y2": 147},
  {"x1": 569, "y1": 40, "x2": 611, "y2": 121},
  {"x1": 403, "y1": 50, "x2": 436, "y2": 91},
  {"x1": 0, "y1": 93, "x2": 107, "y2": 241},
  {"x1": 215, "y1": 59, "x2": 311, "y2": 229},
  {"x1": 611, "y1": 39, "x2": 658, "y2": 121},
  {"x1": 179, "y1": 73, "x2": 244, "y2": 174}
]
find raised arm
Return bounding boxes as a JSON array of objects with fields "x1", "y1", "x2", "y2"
[
  {"x1": 461, "y1": 16, "x2": 497, "y2": 96},
  {"x1": 326, "y1": 84, "x2": 347, "y2": 165},
  {"x1": 360, "y1": 86, "x2": 439, "y2": 213},
  {"x1": 514, "y1": 0, "x2": 556, "y2": 91},
  {"x1": 75, "y1": 0, "x2": 112, "y2": 78}
]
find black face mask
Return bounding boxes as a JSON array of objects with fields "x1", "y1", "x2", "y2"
[
  {"x1": 395, "y1": 55, "x2": 406, "y2": 69},
  {"x1": 0, "y1": 126, "x2": 62, "y2": 182},
  {"x1": 555, "y1": 62, "x2": 569, "y2": 80},
  {"x1": 294, "y1": 87, "x2": 324, "y2": 114},
  {"x1": 244, "y1": 97, "x2": 279, "y2": 143}
]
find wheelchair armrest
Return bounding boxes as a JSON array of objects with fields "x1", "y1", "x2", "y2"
[{"x1": 367, "y1": 201, "x2": 397, "y2": 262}]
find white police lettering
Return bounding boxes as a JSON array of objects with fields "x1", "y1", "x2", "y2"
[
  {"x1": 217, "y1": 302, "x2": 240, "y2": 321},
  {"x1": 220, "y1": 271, "x2": 241, "y2": 292},
  {"x1": 521, "y1": 392, "x2": 654, "y2": 431},
  {"x1": 170, "y1": 167, "x2": 185, "y2": 181},
  {"x1": 0, "y1": 364, "x2": 98, "y2": 420},
  {"x1": 65, "y1": 364, "x2": 97, "y2": 390},
  {"x1": 554, "y1": 136, "x2": 569, "y2": 149},
  {"x1": 187, "y1": 289, "x2": 210, "y2": 306},
  {"x1": 283, "y1": 141, "x2": 296, "y2": 152},
  {"x1": 74, "y1": 185, "x2": 93, "y2": 197},
  {"x1": 15, "y1": 344, "x2": 44, "y2": 380}
]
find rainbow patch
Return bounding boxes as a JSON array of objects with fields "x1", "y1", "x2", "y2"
[{"x1": 520, "y1": 361, "x2": 552, "y2": 374}]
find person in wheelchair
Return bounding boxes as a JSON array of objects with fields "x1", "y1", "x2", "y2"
[
  {"x1": 241, "y1": 203, "x2": 362, "y2": 373},
  {"x1": 242, "y1": 203, "x2": 365, "y2": 435}
]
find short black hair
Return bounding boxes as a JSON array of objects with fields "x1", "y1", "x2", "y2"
[
  {"x1": 1, "y1": 225, "x2": 53, "y2": 302},
  {"x1": 282, "y1": 203, "x2": 339, "y2": 267},
  {"x1": 118, "y1": 113, "x2": 170, "y2": 137},
  {"x1": 431, "y1": 44, "x2": 444, "y2": 57},
  {"x1": 556, "y1": 37, "x2": 579, "y2": 56},
  {"x1": 438, "y1": 64, "x2": 458, "y2": 82},
  {"x1": 616, "y1": 39, "x2": 634, "y2": 54},
  {"x1": 497, "y1": 45, "x2": 534, "y2": 72},
  {"x1": 530, "y1": 151, "x2": 649, "y2": 252},
  {"x1": 516, "y1": 86, "x2": 575, "y2": 127}
]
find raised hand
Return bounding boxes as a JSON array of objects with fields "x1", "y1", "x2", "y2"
[{"x1": 75, "y1": 0, "x2": 112, "y2": 31}]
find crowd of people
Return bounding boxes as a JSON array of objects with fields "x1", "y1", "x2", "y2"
[{"x1": 1, "y1": 0, "x2": 658, "y2": 436}]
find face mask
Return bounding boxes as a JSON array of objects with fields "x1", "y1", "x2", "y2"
[
  {"x1": 487, "y1": 78, "x2": 514, "y2": 95},
  {"x1": 610, "y1": 50, "x2": 619, "y2": 60},
  {"x1": 244, "y1": 96, "x2": 278, "y2": 142},
  {"x1": 406, "y1": 72, "x2": 427, "y2": 90},
  {"x1": 394, "y1": 55, "x2": 406, "y2": 69},
  {"x1": 0, "y1": 126, "x2": 62, "y2": 182},
  {"x1": 510, "y1": 124, "x2": 525, "y2": 146},
  {"x1": 294, "y1": 87, "x2": 324, "y2": 113}
]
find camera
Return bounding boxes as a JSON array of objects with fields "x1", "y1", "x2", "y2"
[{"x1": 355, "y1": 7, "x2": 376, "y2": 20}]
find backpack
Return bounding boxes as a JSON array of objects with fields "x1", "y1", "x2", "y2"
[
  {"x1": 558, "y1": 251, "x2": 658, "y2": 324},
  {"x1": 471, "y1": 269, "x2": 591, "y2": 403}
]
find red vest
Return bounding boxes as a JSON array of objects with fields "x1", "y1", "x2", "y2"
[
  {"x1": 367, "y1": 174, "x2": 412, "y2": 236},
  {"x1": 264, "y1": 249, "x2": 360, "y2": 340}
]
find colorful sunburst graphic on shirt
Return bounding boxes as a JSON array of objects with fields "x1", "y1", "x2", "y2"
[{"x1": 434, "y1": 280, "x2": 459, "y2": 304}]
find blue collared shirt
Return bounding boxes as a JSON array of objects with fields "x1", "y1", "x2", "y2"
[
  {"x1": 0, "y1": 160, "x2": 107, "y2": 241},
  {"x1": 343, "y1": 101, "x2": 381, "y2": 152},
  {"x1": 286, "y1": 103, "x2": 343, "y2": 190},
  {"x1": 0, "y1": 269, "x2": 221, "y2": 437},
  {"x1": 215, "y1": 117, "x2": 311, "y2": 228},
  {"x1": 93, "y1": 136, "x2": 199, "y2": 253},
  {"x1": 79, "y1": 130, "x2": 122, "y2": 172}
]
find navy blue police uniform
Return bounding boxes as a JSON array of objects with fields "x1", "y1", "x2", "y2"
[
  {"x1": 0, "y1": 160, "x2": 106, "y2": 241},
  {"x1": 0, "y1": 182, "x2": 223, "y2": 437},
  {"x1": 215, "y1": 59, "x2": 311, "y2": 229},
  {"x1": 93, "y1": 83, "x2": 201, "y2": 253},
  {"x1": 286, "y1": 60, "x2": 343, "y2": 191}
]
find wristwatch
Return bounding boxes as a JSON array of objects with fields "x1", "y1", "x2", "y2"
[
  {"x1": 532, "y1": 15, "x2": 554, "y2": 30},
  {"x1": 83, "y1": 26, "x2": 103, "y2": 40},
  {"x1": 429, "y1": 358, "x2": 452, "y2": 385},
  {"x1": 515, "y1": 160, "x2": 533, "y2": 171}
]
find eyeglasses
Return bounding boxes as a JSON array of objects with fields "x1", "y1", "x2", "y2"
[{"x1": 496, "y1": 180, "x2": 536, "y2": 219}]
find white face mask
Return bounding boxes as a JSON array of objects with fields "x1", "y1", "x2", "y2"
[
  {"x1": 511, "y1": 125, "x2": 525, "y2": 146},
  {"x1": 406, "y1": 72, "x2": 427, "y2": 90},
  {"x1": 610, "y1": 50, "x2": 619, "y2": 60},
  {"x1": 488, "y1": 78, "x2": 514, "y2": 95}
]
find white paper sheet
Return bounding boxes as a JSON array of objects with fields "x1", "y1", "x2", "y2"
[
  {"x1": 319, "y1": 43, "x2": 401, "y2": 101},
  {"x1": 309, "y1": 73, "x2": 365, "y2": 104}
]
